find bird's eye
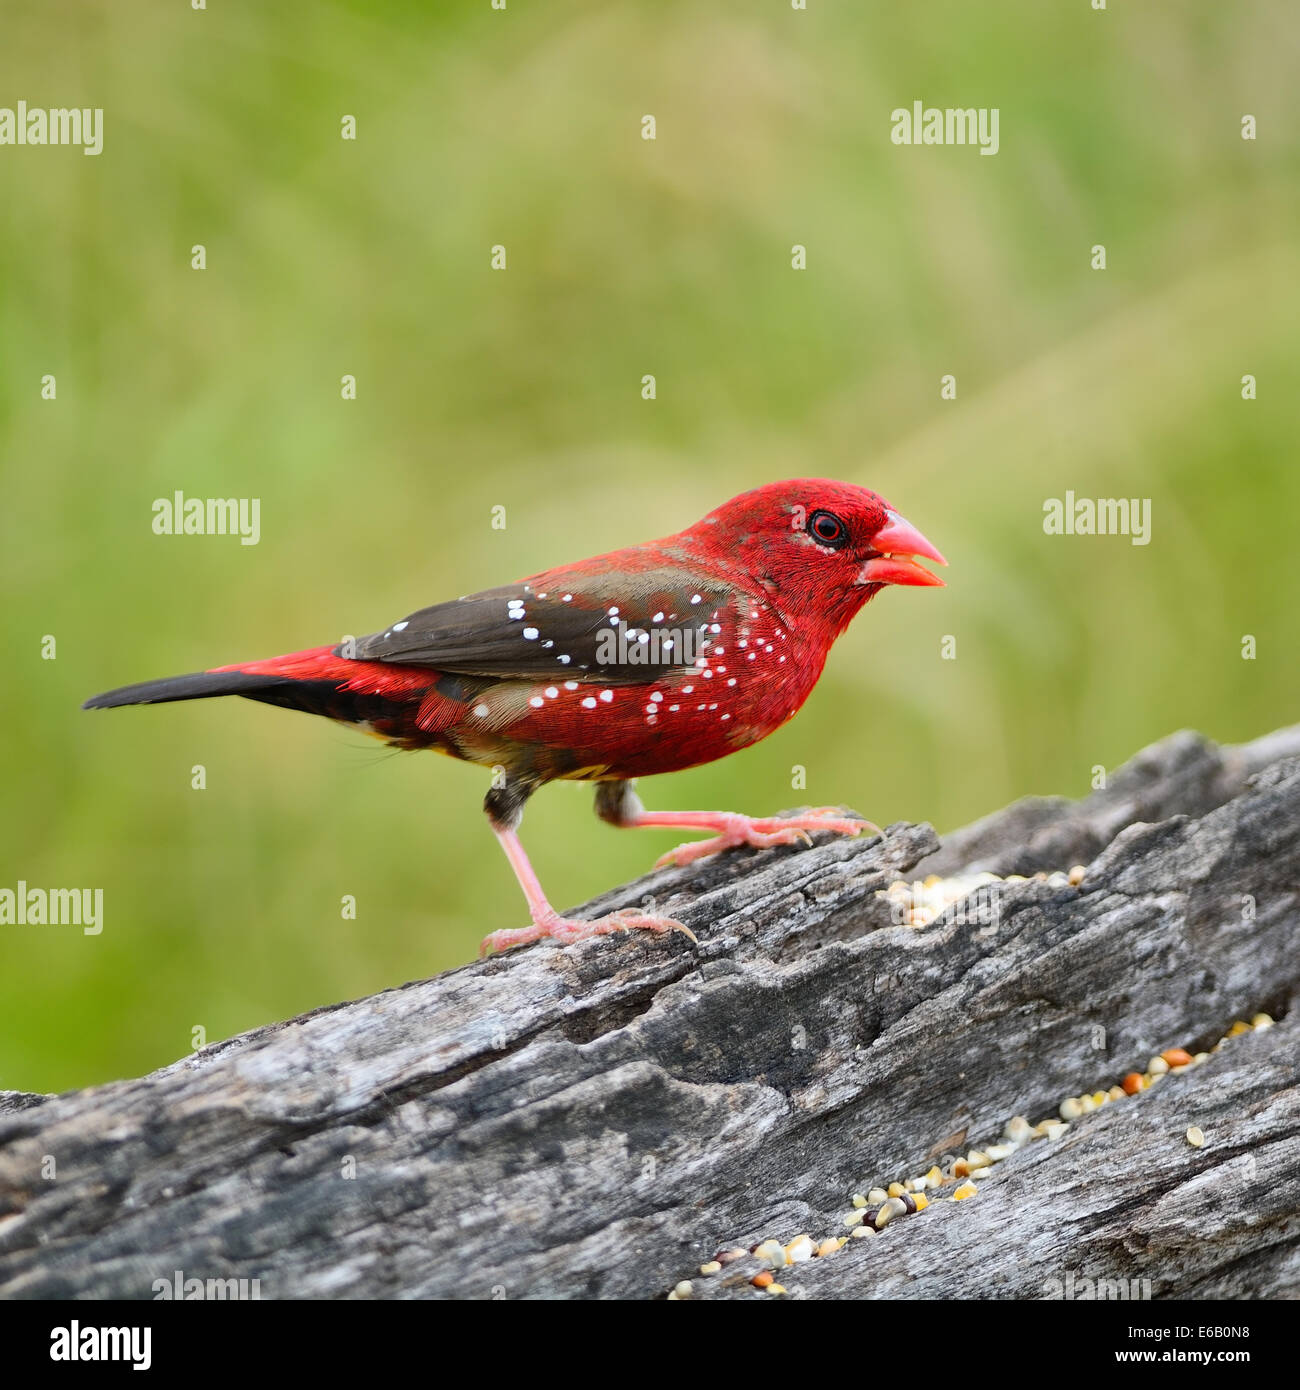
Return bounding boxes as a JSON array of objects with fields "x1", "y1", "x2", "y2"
[{"x1": 808, "y1": 510, "x2": 847, "y2": 549}]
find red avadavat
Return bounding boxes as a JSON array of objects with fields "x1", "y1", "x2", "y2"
[{"x1": 86, "y1": 480, "x2": 945, "y2": 954}]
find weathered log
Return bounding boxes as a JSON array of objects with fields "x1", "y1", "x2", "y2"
[{"x1": 0, "y1": 727, "x2": 1297, "y2": 1300}]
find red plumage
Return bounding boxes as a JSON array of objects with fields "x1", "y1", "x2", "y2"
[{"x1": 85, "y1": 479, "x2": 945, "y2": 954}]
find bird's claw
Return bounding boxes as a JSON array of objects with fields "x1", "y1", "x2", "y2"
[
  {"x1": 480, "y1": 909, "x2": 696, "y2": 956},
  {"x1": 654, "y1": 808, "x2": 878, "y2": 869}
]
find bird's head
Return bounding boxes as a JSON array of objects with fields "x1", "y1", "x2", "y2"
[{"x1": 688, "y1": 478, "x2": 946, "y2": 632}]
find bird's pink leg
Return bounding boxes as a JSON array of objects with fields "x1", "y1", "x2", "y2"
[
  {"x1": 479, "y1": 824, "x2": 695, "y2": 956},
  {"x1": 625, "y1": 808, "x2": 879, "y2": 868}
]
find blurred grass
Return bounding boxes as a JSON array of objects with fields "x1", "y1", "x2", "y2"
[{"x1": 1, "y1": 1, "x2": 1297, "y2": 1092}]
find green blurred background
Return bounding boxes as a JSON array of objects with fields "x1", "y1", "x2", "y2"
[{"x1": 2, "y1": 1, "x2": 1296, "y2": 1093}]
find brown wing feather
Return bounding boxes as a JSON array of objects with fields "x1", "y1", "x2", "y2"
[{"x1": 347, "y1": 568, "x2": 731, "y2": 684}]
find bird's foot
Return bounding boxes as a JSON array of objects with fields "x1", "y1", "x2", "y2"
[
  {"x1": 654, "y1": 808, "x2": 878, "y2": 869},
  {"x1": 480, "y1": 909, "x2": 696, "y2": 956}
]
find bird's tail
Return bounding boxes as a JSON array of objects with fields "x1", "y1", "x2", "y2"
[
  {"x1": 82, "y1": 645, "x2": 360, "y2": 715},
  {"x1": 82, "y1": 645, "x2": 457, "y2": 738}
]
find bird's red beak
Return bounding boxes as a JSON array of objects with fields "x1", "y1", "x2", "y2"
[{"x1": 858, "y1": 511, "x2": 947, "y2": 587}]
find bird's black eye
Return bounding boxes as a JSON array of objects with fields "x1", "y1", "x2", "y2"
[{"x1": 808, "y1": 510, "x2": 848, "y2": 549}]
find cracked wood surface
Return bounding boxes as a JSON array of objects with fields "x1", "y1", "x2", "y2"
[{"x1": 0, "y1": 727, "x2": 1296, "y2": 1300}]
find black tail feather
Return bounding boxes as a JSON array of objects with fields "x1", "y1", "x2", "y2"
[{"x1": 83, "y1": 671, "x2": 288, "y2": 709}]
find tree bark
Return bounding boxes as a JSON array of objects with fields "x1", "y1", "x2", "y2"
[{"x1": 1, "y1": 726, "x2": 1297, "y2": 1300}]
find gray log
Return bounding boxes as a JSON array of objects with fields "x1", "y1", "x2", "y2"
[{"x1": 1, "y1": 727, "x2": 1297, "y2": 1300}]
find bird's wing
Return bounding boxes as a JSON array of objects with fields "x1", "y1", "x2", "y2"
[{"x1": 346, "y1": 568, "x2": 734, "y2": 684}]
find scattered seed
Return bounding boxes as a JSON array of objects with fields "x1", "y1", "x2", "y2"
[
  {"x1": 785, "y1": 1234, "x2": 814, "y2": 1264},
  {"x1": 1068, "y1": 864, "x2": 1086, "y2": 885},
  {"x1": 1005, "y1": 1115, "x2": 1034, "y2": 1146},
  {"x1": 673, "y1": 1280, "x2": 693, "y2": 1299},
  {"x1": 710, "y1": 1011, "x2": 1263, "y2": 1288},
  {"x1": 876, "y1": 1197, "x2": 908, "y2": 1229}
]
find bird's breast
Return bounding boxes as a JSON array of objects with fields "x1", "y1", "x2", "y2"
[{"x1": 470, "y1": 594, "x2": 830, "y2": 780}]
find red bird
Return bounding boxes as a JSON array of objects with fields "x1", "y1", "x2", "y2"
[{"x1": 85, "y1": 480, "x2": 945, "y2": 954}]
